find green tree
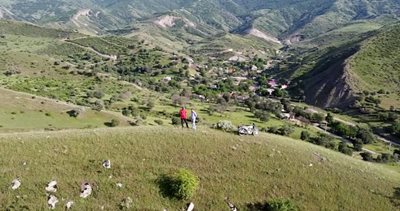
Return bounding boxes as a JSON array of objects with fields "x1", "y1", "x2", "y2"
[
  {"x1": 255, "y1": 110, "x2": 270, "y2": 122},
  {"x1": 338, "y1": 142, "x2": 353, "y2": 156},
  {"x1": 356, "y1": 128, "x2": 375, "y2": 144},
  {"x1": 352, "y1": 139, "x2": 363, "y2": 151},
  {"x1": 311, "y1": 113, "x2": 325, "y2": 123},
  {"x1": 279, "y1": 124, "x2": 295, "y2": 136},
  {"x1": 360, "y1": 152, "x2": 373, "y2": 162},
  {"x1": 108, "y1": 119, "x2": 120, "y2": 127},
  {"x1": 300, "y1": 131, "x2": 310, "y2": 141},
  {"x1": 390, "y1": 121, "x2": 400, "y2": 137},
  {"x1": 325, "y1": 113, "x2": 334, "y2": 124}
]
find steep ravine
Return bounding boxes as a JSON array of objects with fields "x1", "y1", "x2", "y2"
[{"x1": 302, "y1": 59, "x2": 357, "y2": 108}]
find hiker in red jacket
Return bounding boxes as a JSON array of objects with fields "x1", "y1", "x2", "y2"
[{"x1": 179, "y1": 107, "x2": 189, "y2": 128}]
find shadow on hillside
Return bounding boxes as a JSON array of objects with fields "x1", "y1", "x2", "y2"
[
  {"x1": 155, "y1": 174, "x2": 176, "y2": 199},
  {"x1": 104, "y1": 122, "x2": 113, "y2": 127},
  {"x1": 245, "y1": 201, "x2": 269, "y2": 211},
  {"x1": 391, "y1": 187, "x2": 400, "y2": 207}
]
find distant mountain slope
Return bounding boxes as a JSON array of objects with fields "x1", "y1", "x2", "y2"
[
  {"x1": 1, "y1": 0, "x2": 400, "y2": 109},
  {"x1": 350, "y1": 24, "x2": 400, "y2": 93},
  {"x1": 0, "y1": 0, "x2": 399, "y2": 39},
  {"x1": 290, "y1": 23, "x2": 400, "y2": 109}
]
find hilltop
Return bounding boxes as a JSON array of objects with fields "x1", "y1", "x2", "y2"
[{"x1": 0, "y1": 126, "x2": 399, "y2": 210}]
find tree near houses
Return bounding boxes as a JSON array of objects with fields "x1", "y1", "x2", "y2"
[
  {"x1": 338, "y1": 142, "x2": 353, "y2": 156},
  {"x1": 390, "y1": 121, "x2": 400, "y2": 138},
  {"x1": 325, "y1": 113, "x2": 334, "y2": 124},
  {"x1": 356, "y1": 128, "x2": 375, "y2": 144},
  {"x1": 300, "y1": 131, "x2": 310, "y2": 141},
  {"x1": 361, "y1": 152, "x2": 374, "y2": 162}
]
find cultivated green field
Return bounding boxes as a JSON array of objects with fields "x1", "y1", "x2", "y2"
[{"x1": 0, "y1": 127, "x2": 399, "y2": 210}]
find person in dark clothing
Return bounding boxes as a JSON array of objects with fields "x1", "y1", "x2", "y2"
[{"x1": 179, "y1": 107, "x2": 189, "y2": 128}]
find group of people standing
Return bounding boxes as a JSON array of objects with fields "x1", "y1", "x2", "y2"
[{"x1": 179, "y1": 107, "x2": 198, "y2": 129}]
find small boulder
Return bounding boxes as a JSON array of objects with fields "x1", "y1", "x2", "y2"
[
  {"x1": 11, "y1": 178, "x2": 21, "y2": 190},
  {"x1": 102, "y1": 160, "x2": 111, "y2": 169},
  {"x1": 65, "y1": 201, "x2": 74, "y2": 210},
  {"x1": 45, "y1": 180, "x2": 58, "y2": 193},
  {"x1": 80, "y1": 182, "x2": 92, "y2": 198},
  {"x1": 119, "y1": 197, "x2": 133, "y2": 209},
  {"x1": 47, "y1": 195, "x2": 59, "y2": 209}
]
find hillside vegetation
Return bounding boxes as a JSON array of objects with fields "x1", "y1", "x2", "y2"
[
  {"x1": 0, "y1": 88, "x2": 129, "y2": 132},
  {"x1": 350, "y1": 24, "x2": 400, "y2": 95},
  {"x1": 286, "y1": 22, "x2": 400, "y2": 109},
  {"x1": 0, "y1": 3, "x2": 399, "y2": 210},
  {"x1": 1, "y1": 0, "x2": 399, "y2": 39},
  {"x1": 0, "y1": 127, "x2": 399, "y2": 210}
]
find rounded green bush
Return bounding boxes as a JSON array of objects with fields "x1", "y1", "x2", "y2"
[
  {"x1": 171, "y1": 117, "x2": 180, "y2": 125},
  {"x1": 158, "y1": 169, "x2": 200, "y2": 200},
  {"x1": 267, "y1": 198, "x2": 297, "y2": 211}
]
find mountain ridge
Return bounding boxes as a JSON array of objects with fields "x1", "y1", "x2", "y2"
[{"x1": 1, "y1": 0, "x2": 399, "y2": 39}]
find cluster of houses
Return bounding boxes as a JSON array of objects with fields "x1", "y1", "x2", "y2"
[{"x1": 265, "y1": 79, "x2": 289, "y2": 95}]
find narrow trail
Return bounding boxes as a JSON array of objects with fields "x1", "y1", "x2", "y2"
[
  {"x1": 376, "y1": 135, "x2": 400, "y2": 147},
  {"x1": 62, "y1": 38, "x2": 116, "y2": 60}
]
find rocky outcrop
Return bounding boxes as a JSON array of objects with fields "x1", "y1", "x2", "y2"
[
  {"x1": 302, "y1": 58, "x2": 358, "y2": 109},
  {"x1": 245, "y1": 28, "x2": 282, "y2": 44},
  {"x1": 153, "y1": 15, "x2": 196, "y2": 28}
]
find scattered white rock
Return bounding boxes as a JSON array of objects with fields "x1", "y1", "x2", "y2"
[
  {"x1": 186, "y1": 202, "x2": 195, "y2": 211},
  {"x1": 65, "y1": 201, "x2": 74, "y2": 210},
  {"x1": 45, "y1": 180, "x2": 58, "y2": 193},
  {"x1": 116, "y1": 183, "x2": 123, "y2": 188},
  {"x1": 102, "y1": 160, "x2": 111, "y2": 169},
  {"x1": 225, "y1": 197, "x2": 238, "y2": 211},
  {"x1": 47, "y1": 195, "x2": 59, "y2": 209},
  {"x1": 11, "y1": 178, "x2": 21, "y2": 190},
  {"x1": 80, "y1": 182, "x2": 92, "y2": 198},
  {"x1": 120, "y1": 197, "x2": 133, "y2": 209}
]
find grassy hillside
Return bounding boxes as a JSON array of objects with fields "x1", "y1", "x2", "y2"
[
  {"x1": 0, "y1": 88, "x2": 129, "y2": 132},
  {"x1": 0, "y1": 127, "x2": 399, "y2": 210},
  {"x1": 284, "y1": 21, "x2": 400, "y2": 109},
  {"x1": 350, "y1": 24, "x2": 400, "y2": 96}
]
